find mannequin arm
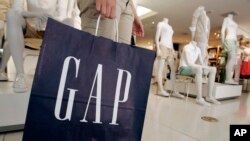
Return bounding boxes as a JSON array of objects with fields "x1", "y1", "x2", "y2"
[
  {"x1": 190, "y1": 9, "x2": 200, "y2": 40},
  {"x1": 155, "y1": 23, "x2": 162, "y2": 56},
  {"x1": 207, "y1": 19, "x2": 210, "y2": 40},
  {"x1": 221, "y1": 18, "x2": 227, "y2": 44},
  {"x1": 11, "y1": 0, "x2": 49, "y2": 18},
  {"x1": 21, "y1": 11, "x2": 49, "y2": 18}
]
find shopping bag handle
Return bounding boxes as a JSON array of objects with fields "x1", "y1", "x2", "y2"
[{"x1": 95, "y1": 15, "x2": 119, "y2": 42}]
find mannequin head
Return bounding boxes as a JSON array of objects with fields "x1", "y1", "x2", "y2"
[
  {"x1": 163, "y1": 18, "x2": 169, "y2": 23},
  {"x1": 227, "y1": 14, "x2": 234, "y2": 19},
  {"x1": 191, "y1": 40, "x2": 197, "y2": 46},
  {"x1": 198, "y1": 6, "x2": 205, "y2": 11}
]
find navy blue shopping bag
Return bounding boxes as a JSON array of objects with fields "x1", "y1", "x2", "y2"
[{"x1": 22, "y1": 18, "x2": 155, "y2": 141}]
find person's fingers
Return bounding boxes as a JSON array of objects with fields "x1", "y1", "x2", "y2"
[
  {"x1": 141, "y1": 25, "x2": 145, "y2": 37},
  {"x1": 96, "y1": 0, "x2": 101, "y2": 11},
  {"x1": 110, "y1": 1, "x2": 116, "y2": 19},
  {"x1": 101, "y1": 0, "x2": 107, "y2": 17},
  {"x1": 106, "y1": 4, "x2": 111, "y2": 18}
]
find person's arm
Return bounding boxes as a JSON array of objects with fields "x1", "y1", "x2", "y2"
[
  {"x1": 130, "y1": 0, "x2": 144, "y2": 37},
  {"x1": 155, "y1": 23, "x2": 162, "y2": 56},
  {"x1": 96, "y1": 0, "x2": 116, "y2": 19}
]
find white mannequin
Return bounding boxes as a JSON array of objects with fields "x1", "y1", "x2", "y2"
[
  {"x1": 0, "y1": 0, "x2": 10, "y2": 48},
  {"x1": 221, "y1": 14, "x2": 238, "y2": 84},
  {"x1": 155, "y1": 18, "x2": 184, "y2": 98},
  {"x1": 0, "y1": 0, "x2": 80, "y2": 92},
  {"x1": 179, "y1": 41, "x2": 220, "y2": 106},
  {"x1": 0, "y1": 0, "x2": 10, "y2": 80},
  {"x1": 190, "y1": 6, "x2": 210, "y2": 66}
]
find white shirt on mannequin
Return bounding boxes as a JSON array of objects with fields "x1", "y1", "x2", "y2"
[
  {"x1": 190, "y1": 6, "x2": 210, "y2": 43},
  {"x1": 221, "y1": 14, "x2": 238, "y2": 42},
  {"x1": 179, "y1": 41, "x2": 203, "y2": 68},
  {"x1": 155, "y1": 18, "x2": 174, "y2": 52}
]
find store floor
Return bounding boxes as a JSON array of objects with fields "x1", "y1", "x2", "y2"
[{"x1": 0, "y1": 84, "x2": 249, "y2": 141}]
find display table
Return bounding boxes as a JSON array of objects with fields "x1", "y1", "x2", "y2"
[
  {"x1": 166, "y1": 81, "x2": 242, "y2": 99},
  {"x1": 0, "y1": 74, "x2": 32, "y2": 132}
]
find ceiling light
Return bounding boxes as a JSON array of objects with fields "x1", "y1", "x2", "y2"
[{"x1": 137, "y1": 6, "x2": 157, "y2": 20}]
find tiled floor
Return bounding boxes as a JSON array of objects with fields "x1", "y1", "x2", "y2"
[{"x1": 0, "y1": 84, "x2": 249, "y2": 141}]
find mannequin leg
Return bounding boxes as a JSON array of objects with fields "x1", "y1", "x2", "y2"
[
  {"x1": 157, "y1": 59, "x2": 169, "y2": 96},
  {"x1": 6, "y1": 9, "x2": 27, "y2": 92},
  {"x1": 0, "y1": 42, "x2": 10, "y2": 80},
  {"x1": 165, "y1": 57, "x2": 184, "y2": 98},
  {"x1": 234, "y1": 58, "x2": 241, "y2": 82},
  {"x1": 225, "y1": 47, "x2": 237, "y2": 84},
  {"x1": 191, "y1": 66, "x2": 211, "y2": 106},
  {"x1": 204, "y1": 67, "x2": 221, "y2": 104},
  {"x1": 197, "y1": 42, "x2": 208, "y2": 66},
  {"x1": 152, "y1": 58, "x2": 159, "y2": 84}
]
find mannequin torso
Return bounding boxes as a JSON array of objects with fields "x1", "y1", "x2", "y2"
[
  {"x1": 222, "y1": 15, "x2": 238, "y2": 42},
  {"x1": 179, "y1": 41, "x2": 202, "y2": 67},
  {"x1": 156, "y1": 19, "x2": 174, "y2": 49},
  {"x1": 191, "y1": 8, "x2": 210, "y2": 43},
  {"x1": 224, "y1": 18, "x2": 238, "y2": 40},
  {"x1": 190, "y1": 6, "x2": 210, "y2": 43},
  {"x1": 25, "y1": 0, "x2": 57, "y2": 29},
  {"x1": 195, "y1": 12, "x2": 210, "y2": 43}
]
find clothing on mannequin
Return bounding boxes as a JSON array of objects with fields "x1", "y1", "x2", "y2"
[
  {"x1": 0, "y1": 0, "x2": 10, "y2": 80},
  {"x1": 155, "y1": 18, "x2": 184, "y2": 98},
  {"x1": 0, "y1": 0, "x2": 80, "y2": 93},
  {"x1": 190, "y1": 6, "x2": 210, "y2": 66},
  {"x1": 179, "y1": 41, "x2": 220, "y2": 106},
  {"x1": 221, "y1": 14, "x2": 238, "y2": 84}
]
